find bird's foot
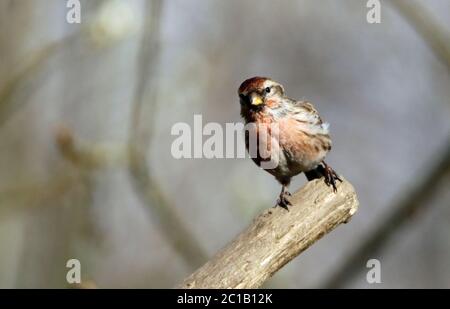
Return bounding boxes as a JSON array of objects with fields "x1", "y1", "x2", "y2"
[
  {"x1": 275, "y1": 191, "x2": 292, "y2": 211},
  {"x1": 322, "y1": 162, "x2": 342, "y2": 193}
]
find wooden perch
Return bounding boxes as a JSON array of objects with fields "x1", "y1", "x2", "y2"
[{"x1": 178, "y1": 178, "x2": 359, "y2": 289}]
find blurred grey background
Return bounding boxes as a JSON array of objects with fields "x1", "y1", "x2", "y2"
[{"x1": 0, "y1": 0, "x2": 449, "y2": 288}]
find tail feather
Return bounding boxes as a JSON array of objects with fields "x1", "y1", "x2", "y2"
[{"x1": 304, "y1": 166, "x2": 324, "y2": 181}]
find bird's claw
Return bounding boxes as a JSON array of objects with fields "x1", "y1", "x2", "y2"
[
  {"x1": 276, "y1": 194, "x2": 292, "y2": 211},
  {"x1": 322, "y1": 162, "x2": 342, "y2": 193}
]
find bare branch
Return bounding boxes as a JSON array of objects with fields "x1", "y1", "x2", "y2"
[{"x1": 178, "y1": 178, "x2": 358, "y2": 289}]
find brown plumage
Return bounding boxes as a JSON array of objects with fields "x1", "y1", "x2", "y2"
[{"x1": 238, "y1": 76, "x2": 341, "y2": 209}]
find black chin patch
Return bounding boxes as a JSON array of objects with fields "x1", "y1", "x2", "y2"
[{"x1": 239, "y1": 94, "x2": 249, "y2": 105}]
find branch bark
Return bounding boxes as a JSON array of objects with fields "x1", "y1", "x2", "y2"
[{"x1": 178, "y1": 178, "x2": 358, "y2": 289}]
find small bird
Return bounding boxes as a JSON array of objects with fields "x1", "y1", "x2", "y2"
[{"x1": 238, "y1": 76, "x2": 342, "y2": 210}]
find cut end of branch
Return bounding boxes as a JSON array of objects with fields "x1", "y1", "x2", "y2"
[{"x1": 178, "y1": 177, "x2": 359, "y2": 289}]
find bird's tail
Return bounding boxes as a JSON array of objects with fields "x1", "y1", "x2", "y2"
[
  {"x1": 304, "y1": 167, "x2": 324, "y2": 181},
  {"x1": 304, "y1": 161, "x2": 342, "y2": 192}
]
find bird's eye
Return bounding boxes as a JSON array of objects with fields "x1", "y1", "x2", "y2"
[{"x1": 265, "y1": 87, "x2": 271, "y2": 94}]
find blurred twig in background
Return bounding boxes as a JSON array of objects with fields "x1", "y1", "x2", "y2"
[
  {"x1": 322, "y1": 0, "x2": 450, "y2": 288},
  {"x1": 324, "y1": 141, "x2": 450, "y2": 288},
  {"x1": 0, "y1": 0, "x2": 133, "y2": 130},
  {"x1": 390, "y1": 0, "x2": 450, "y2": 71},
  {"x1": 71, "y1": 279, "x2": 98, "y2": 289},
  {"x1": 127, "y1": 0, "x2": 208, "y2": 269},
  {"x1": 0, "y1": 170, "x2": 82, "y2": 216},
  {"x1": 0, "y1": 35, "x2": 73, "y2": 129},
  {"x1": 56, "y1": 125, "x2": 127, "y2": 169},
  {"x1": 0, "y1": 127, "x2": 91, "y2": 216},
  {"x1": 48, "y1": 0, "x2": 209, "y2": 270}
]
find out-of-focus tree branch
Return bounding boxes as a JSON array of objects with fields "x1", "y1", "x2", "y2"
[
  {"x1": 71, "y1": 279, "x2": 98, "y2": 289},
  {"x1": 127, "y1": 0, "x2": 208, "y2": 268},
  {"x1": 0, "y1": 126, "x2": 100, "y2": 215},
  {"x1": 390, "y1": 0, "x2": 450, "y2": 71},
  {"x1": 0, "y1": 0, "x2": 135, "y2": 129},
  {"x1": 322, "y1": 0, "x2": 450, "y2": 288},
  {"x1": 55, "y1": 125, "x2": 127, "y2": 169},
  {"x1": 324, "y1": 140, "x2": 450, "y2": 288},
  {"x1": 0, "y1": 170, "x2": 83, "y2": 216},
  {"x1": 0, "y1": 35, "x2": 73, "y2": 129}
]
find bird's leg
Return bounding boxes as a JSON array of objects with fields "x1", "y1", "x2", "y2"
[
  {"x1": 321, "y1": 161, "x2": 342, "y2": 192},
  {"x1": 276, "y1": 185, "x2": 292, "y2": 210},
  {"x1": 282, "y1": 185, "x2": 292, "y2": 196}
]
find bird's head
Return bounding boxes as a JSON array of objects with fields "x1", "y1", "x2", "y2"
[{"x1": 238, "y1": 77, "x2": 285, "y2": 111}]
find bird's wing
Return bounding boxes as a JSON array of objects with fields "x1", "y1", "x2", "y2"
[{"x1": 289, "y1": 100, "x2": 330, "y2": 135}]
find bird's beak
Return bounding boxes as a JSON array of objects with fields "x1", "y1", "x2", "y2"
[{"x1": 250, "y1": 93, "x2": 264, "y2": 106}]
